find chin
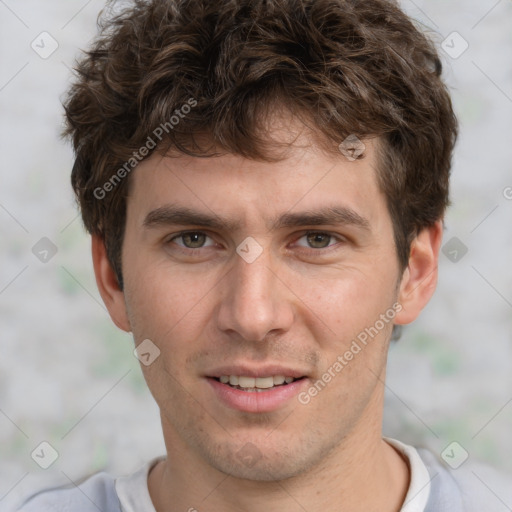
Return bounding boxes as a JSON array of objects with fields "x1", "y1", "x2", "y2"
[
  {"x1": 199, "y1": 436, "x2": 333, "y2": 482},
  {"x1": 216, "y1": 456, "x2": 308, "y2": 482}
]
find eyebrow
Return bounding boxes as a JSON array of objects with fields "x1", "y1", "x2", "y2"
[{"x1": 143, "y1": 205, "x2": 371, "y2": 232}]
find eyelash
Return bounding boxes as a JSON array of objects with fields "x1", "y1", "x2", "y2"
[{"x1": 166, "y1": 230, "x2": 345, "y2": 255}]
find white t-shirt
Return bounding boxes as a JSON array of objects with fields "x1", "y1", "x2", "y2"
[
  {"x1": 17, "y1": 438, "x2": 512, "y2": 511},
  {"x1": 114, "y1": 438, "x2": 433, "y2": 512}
]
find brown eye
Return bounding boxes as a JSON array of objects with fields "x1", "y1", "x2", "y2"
[
  {"x1": 181, "y1": 232, "x2": 206, "y2": 248},
  {"x1": 170, "y1": 232, "x2": 213, "y2": 249},
  {"x1": 305, "y1": 232, "x2": 333, "y2": 249}
]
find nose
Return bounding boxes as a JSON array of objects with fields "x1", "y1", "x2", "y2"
[{"x1": 215, "y1": 247, "x2": 294, "y2": 343}]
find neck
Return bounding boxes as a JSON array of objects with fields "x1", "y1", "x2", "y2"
[{"x1": 148, "y1": 400, "x2": 409, "y2": 512}]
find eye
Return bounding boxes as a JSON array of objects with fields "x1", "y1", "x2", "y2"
[
  {"x1": 295, "y1": 231, "x2": 343, "y2": 250},
  {"x1": 168, "y1": 231, "x2": 215, "y2": 250}
]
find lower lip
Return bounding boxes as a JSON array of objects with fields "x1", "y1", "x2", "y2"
[{"x1": 207, "y1": 377, "x2": 308, "y2": 413}]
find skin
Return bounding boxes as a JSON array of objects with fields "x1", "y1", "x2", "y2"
[{"x1": 92, "y1": 113, "x2": 442, "y2": 512}]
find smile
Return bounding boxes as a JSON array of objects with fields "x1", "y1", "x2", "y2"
[
  {"x1": 215, "y1": 375, "x2": 300, "y2": 391},
  {"x1": 207, "y1": 375, "x2": 308, "y2": 412}
]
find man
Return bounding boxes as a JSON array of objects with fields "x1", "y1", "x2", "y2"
[{"x1": 18, "y1": 0, "x2": 511, "y2": 511}]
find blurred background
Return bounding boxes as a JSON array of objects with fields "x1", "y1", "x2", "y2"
[{"x1": 1, "y1": 0, "x2": 511, "y2": 510}]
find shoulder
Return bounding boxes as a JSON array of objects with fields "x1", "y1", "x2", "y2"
[
  {"x1": 417, "y1": 447, "x2": 512, "y2": 512},
  {"x1": 17, "y1": 472, "x2": 121, "y2": 512}
]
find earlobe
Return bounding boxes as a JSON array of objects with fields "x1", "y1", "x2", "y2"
[
  {"x1": 394, "y1": 221, "x2": 443, "y2": 325},
  {"x1": 91, "y1": 235, "x2": 131, "y2": 332}
]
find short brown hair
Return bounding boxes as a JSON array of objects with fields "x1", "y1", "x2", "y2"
[{"x1": 63, "y1": 0, "x2": 458, "y2": 289}]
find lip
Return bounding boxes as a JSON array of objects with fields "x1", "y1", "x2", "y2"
[
  {"x1": 206, "y1": 365, "x2": 308, "y2": 379},
  {"x1": 206, "y1": 376, "x2": 309, "y2": 413}
]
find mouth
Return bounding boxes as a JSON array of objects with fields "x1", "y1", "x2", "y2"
[
  {"x1": 206, "y1": 369, "x2": 309, "y2": 412},
  {"x1": 212, "y1": 375, "x2": 304, "y2": 392}
]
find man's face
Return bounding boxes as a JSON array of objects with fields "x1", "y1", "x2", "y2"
[{"x1": 118, "y1": 124, "x2": 404, "y2": 481}]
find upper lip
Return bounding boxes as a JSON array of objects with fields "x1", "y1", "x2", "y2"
[{"x1": 206, "y1": 364, "x2": 308, "y2": 379}]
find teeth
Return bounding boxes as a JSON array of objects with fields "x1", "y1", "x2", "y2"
[
  {"x1": 218, "y1": 375, "x2": 296, "y2": 389},
  {"x1": 238, "y1": 376, "x2": 256, "y2": 388},
  {"x1": 255, "y1": 377, "x2": 274, "y2": 389}
]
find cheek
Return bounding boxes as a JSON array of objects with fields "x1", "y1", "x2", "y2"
[
  {"x1": 123, "y1": 256, "x2": 219, "y2": 346},
  {"x1": 297, "y1": 269, "x2": 397, "y2": 342},
  {"x1": 123, "y1": 266, "x2": 213, "y2": 401}
]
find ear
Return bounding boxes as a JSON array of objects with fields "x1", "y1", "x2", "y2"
[
  {"x1": 394, "y1": 220, "x2": 443, "y2": 325},
  {"x1": 91, "y1": 234, "x2": 131, "y2": 332}
]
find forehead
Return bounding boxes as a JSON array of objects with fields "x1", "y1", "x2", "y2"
[
  {"x1": 125, "y1": 113, "x2": 387, "y2": 232},
  {"x1": 127, "y1": 154, "x2": 389, "y2": 245}
]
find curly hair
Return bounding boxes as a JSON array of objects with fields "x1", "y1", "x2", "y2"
[{"x1": 63, "y1": 0, "x2": 458, "y2": 290}]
